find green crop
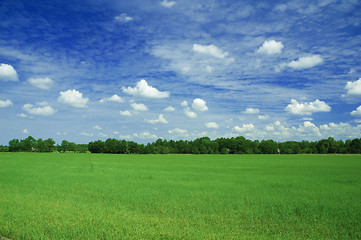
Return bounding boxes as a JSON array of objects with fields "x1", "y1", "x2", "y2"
[{"x1": 0, "y1": 153, "x2": 360, "y2": 239}]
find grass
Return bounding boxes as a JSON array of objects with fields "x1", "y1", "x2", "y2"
[{"x1": 0, "y1": 153, "x2": 360, "y2": 239}]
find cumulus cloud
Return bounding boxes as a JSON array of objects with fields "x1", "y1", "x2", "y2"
[
  {"x1": 244, "y1": 108, "x2": 260, "y2": 114},
  {"x1": 319, "y1": 122, "x2": 361, "y2": 139},
  {"x1": 160, "y1": 0, "x2": 176, "y2": 8},
  {"x1": 0, "y1": 99, "x2": 13, "y2": 108},
  {"x1": 184, "y1": 107, "x2": 197, "y2": 118},
  {"x1": 258, "y1": 115, "x2": 269, "y2": 120},
  {"x1": 122, "y1": 79, "x2": 170, "y2": 98},
  {"x1": 115, "y1": 13, "x2": 133, "y2": 22},
  {"x1": 133, "y1": 131, "x2": 158, "y2": 140},
  {"x1": 351, "y1": 105, "x2": 361, "y2": 117},
  {"x1": 130, "y1": 102, "x2": 148, "y2": 111},
  {"x1": 206, "y1": 65, "x2": 213, "y2": 73},
  {"x1": 205, "y1": 122, "x2": 219, "y2": 129},
  {"x1": 181, "y1": 100, "x2": 188, "y2": 107},
  {"x1": 98, "y1": 133, "x2": 108, "y2": 138},
  {"x1": 192, "y1": 98, "x2": 208, "y2": 111},
  {"x1": 17, "y1": 113, "x2": 28, "y2": 118},
  {"x1": 164, "y1": 106, "x2": 175, "y2": 112},
  {"x1": 22, "y1": 101, "x2": 57, "y2": 116},
  {"x1": 0, "y1": 63, "x2": 18, "y2": 81},
  {"x1": 120, "y1": 110, "x2": 132, "y2": 116},
  {"x1": 257, "y1": 40, "x2": 284, "y2": 55},
  {"x1": 193, "y1": 44, "x2": 229, "y2": 59},
  {"x1": 168, "y1": 128, "x2": 188, "y2": 134},
  {"x1": 343, "y1": 78, "x2": 361, "y2": 98},
  {"x1": 233, "y1": 123, "x2": 255, "y2": 133},
  {"x1": 58, "y1": 89, "x2": 89, "y2": 108},
  {"x1": 265, "y1": 125, "x2": 275, "y2": 131},
  {"x1": 80, "y1": 132, "x2": 94, "y2": 137},
  {"x1": 99, "y1": 94, "x2": 124, "y2": 103},
  {"x1": 27, "y1": 77, "x2": 54, "y2": 90},
  {"x1": 145, "y1": 114, "x2": 168, "y2": 124},
  {"x1": 285, "y1": 99, "x2": 331, "y2": 115},
  {"x1": 93, "y1": 125, "x2": 102, "y2": 130},
  {"x1": 287, "y1": 55, "x2": 323, "y2": 70}
]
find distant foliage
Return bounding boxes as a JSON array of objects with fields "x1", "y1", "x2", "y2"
[
  {"x1": 88, "y1": 136, "x2": 361, "y2": 154},
  {"x1": 6, "y1": 136, "x2": 361, "y2": 154},
  {"x1": 8, "y1": 136, "x2": 84, "y2": 153},
  {"x1": 8, "y1": 136, "x2": 55, "y2": 152}
]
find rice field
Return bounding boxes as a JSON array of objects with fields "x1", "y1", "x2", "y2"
[{"x1": 0, "y1": 153, "x2": 360, "y2": 239}]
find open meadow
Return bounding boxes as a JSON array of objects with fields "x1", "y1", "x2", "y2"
[{"x1": 0, "y1": 153, "x2": 360, "y2": 239}]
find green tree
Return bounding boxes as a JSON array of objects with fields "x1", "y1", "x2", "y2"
[
  {"x1": 88, "y1": 140, "x2": 104, "y2": 153},
  {"x1": 20, "y1": 136, "x2": 36, "y2": 151},
  {"x1": 9, "y1": 139, "x2": 21, "y2": 152},
  {"x1": 60, "y1": 140, "x2": 76, "y2": 152},
  {"x1": 36, "y1": 138, "x2": 46, "y2": 152},
  {"x1": 259, "y1": 140, "x2": 278, "y2": 154}
]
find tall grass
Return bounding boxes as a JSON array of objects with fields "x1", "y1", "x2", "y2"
[{"x1": 0, "y1": 153, "x2": 360, "y2": 239}]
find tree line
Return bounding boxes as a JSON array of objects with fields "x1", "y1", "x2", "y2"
[
  {"x1": 89, "y1": 136, "x2": 361, "y2": 154},
  {"x1": 1, "y1": 136, "x2": 361, "y2": 154},
  {"x1": 2, "y1": 136, "x2": 88, "y2": 153}
]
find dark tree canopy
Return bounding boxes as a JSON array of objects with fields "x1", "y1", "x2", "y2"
[{"x1": 3, "y1": 135, "x2": 361, "y2": 154}]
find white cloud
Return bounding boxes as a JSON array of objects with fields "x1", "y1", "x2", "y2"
[
  {"x1": 205, "y1": 122, "x2": 219, "y2": 129},
  {"x1": 23, "y1": 129, "x2": 29, "y2": 134},
  {"x1": 351, "y1": 105, "x2": 361, "y2": 117},
  {"x1": 98, "y1": 133, "x2": 108, "y2": 138},
  {"x1": 285, "y1": 99, "x2": 331, "y2": 115},
  {"x1": 58, "y1": 89, "x2": 89, "y2": 108},
  {"x1": 206, "y1": 65, "x2": 213, "y2": 73},
  {"x1": 244, "y1": 108, "x2": 260, "y2": 114},
  {"x1": 319, "y1": 122, "x2": 361, "y2": 139},
  {"x1": 287, "y1": 55, "x2": 323, "y2": 70},
  {"x1": 93, "y1": 125, "x2": 102, "y2": 130},
  {"x1": 0, "y1": 99, "x2": 13, "y2": 108},
  {"x1": 258, "y1": 115, "x2": 269, "y2": 120},
  {"x1": 27, "y1": 77, "x2": 54, "y2": 90},
  {"x1": 120, "y1": 110, "x2": 132, "y2": 116},
  {"x1": 164, "y1": 106, "x2": 175, "y2": 112},
  {"x1": 265, "y1": 125, "x2": 275, "y2": 131},
  {"x1": 115, "y1": 13, "x2": 133, "y2": 22},
  {"x1": 257, "y1": 40, "x2": 284, "y2": 55},
  {"x1": 119, "y1": 134, "x2": 133, "y2": 139},
  {"x1": 274, "y1": 4, "x2": 288, "y2": 12},
  {"x1": 168, "y1": 128, "x2": 188, "y2": 134},
  {"x1": 0, "y1": 63, "x2": 18, "y2": 81},
  {"x1": 181, "y1": 66, "x2": 191, "y2": 74},
  {"x1": 99, "y1": 94, "x2": 124, "y2": 103},
  {"x1": 133, "y1": 131, "x2": 158, "y2": 140},
  {"x1": 343, "y1": 78, "x2": 361, "y2": 98},
  {"x1": 80, "y1": 132, "x2": 94, "y2": 137},
  {"x1": 130, "y1": 102, "x2": 148, "y2": 111},
  {"x1": 193, "y1": 44, "x2": 229, "y2": 59},
  {"x1": 297, "y1": 121, "x2": 321, "y2": 137},
  {"x1": 181, "y1": 100, "x2": 188, "y2": 107},
  {"x1": 145, "y1": 114, "x2": 168, "y2": 124},
  {"x1": 302, "y1": 117, "x2": 313, "y2": 121},
  {"x1": 122, "y1": 79, "x2": 170, "y2": 98},
  {"x1": 233, "y1": 124, "x2": 255, "y2": 133},
  {"x1": 22, "y1": 102, "x2": 57, "y2": 116},
  {"x1": 192, "y1": 98, "x2": 208, "y2": 111},
  {"x1": 17, "y1": 113, "x2": 28, "y2": 118},
  {"x1": 184, "y1": 107, "x2": 197, "y2": 118},
  {"x1": 160, "y1": 0, "x2": 176, "y2": 8}
]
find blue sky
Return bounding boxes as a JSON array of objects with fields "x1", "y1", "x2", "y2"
[{"x1": 1, "y1": 0, "x2": 361, "y2": 145}]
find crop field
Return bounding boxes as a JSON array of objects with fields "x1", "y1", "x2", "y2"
[{"x1": 0, "y1": 153, "x2": 360, "y2": 239}]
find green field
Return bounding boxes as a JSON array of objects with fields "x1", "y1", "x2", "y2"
[{"x1": 0, "y1": 153, "x2": 360, "y2": 239}]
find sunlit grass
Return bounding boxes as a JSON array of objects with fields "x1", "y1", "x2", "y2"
[{"x1": 0, "y1": 153, "x2": 360, "y2": 239}]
